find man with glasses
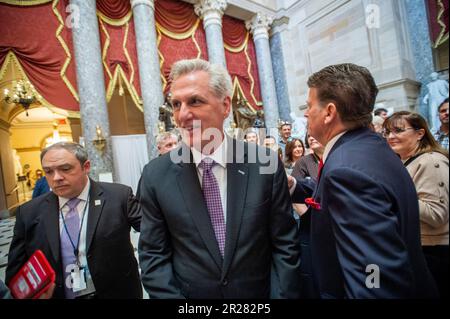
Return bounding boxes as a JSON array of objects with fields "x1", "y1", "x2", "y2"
[{"x1": 434, "y1": 98, "x2": 449, "y2": 150}]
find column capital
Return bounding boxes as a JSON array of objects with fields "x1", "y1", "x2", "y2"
[
  {"x1": 194, "y1": 0, "x2": 228, "y2": 28},
  {"x1": 271, "y1": 16, "x2": 289, "y2": 35},
  {"x1": 130, "y1": 0, "x2": 154, "y2": 10},
  {"x1": 246, "y1": 13, "x2": 274, "y2": 41}
]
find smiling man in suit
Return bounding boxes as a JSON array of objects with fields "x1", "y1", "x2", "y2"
[
  {"x1": 137, "y1": 59, "x2": 301, "y2": 299},
  {"x1": 6, "y1": 142, "x2": 142, "y2": 299},
  {"x1": 290, "y1": 63, "x2": 438, "y2": 298}
]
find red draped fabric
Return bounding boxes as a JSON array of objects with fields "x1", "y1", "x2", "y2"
[
  {"x1": 223, "y1": 15, "x2": 262, "y2": 110},
  {"x1": 0, "y1": 0, "x2": 79, "y2": 111},
  {"x1": 96, "y1": 0, "x2": 142, "y2": 107},
  {"x1": 97, "y1": 0, "x2": 130, "y2": 20},
  {"x1": 427, "y1": 0, "x2": 449, "y2": 48},
  {"x1": 155, "y1": 0, "x2": 208, "y2": 94}
]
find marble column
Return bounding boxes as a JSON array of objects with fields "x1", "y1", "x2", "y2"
[
  {"x1": 70, "y1": 0, "x2": 114, "y2": 181},
  {"x1": 270, "y1": 17, "x2": 292, "y2": 122},
  {"x1": 194, "y1": 0, "x2": 235, "y2": 130},
  {"x1": 131, "y1": 0, "x2": 164, "y2": 159},
  {"x1": 246, "y1": 13, "x2": 279, "y2": 130},
  {"x1": 404, "y1": 0, "x2": 436, "y2": 122},
  {"x1": 194, "y1": 0, "x2": 227, "y2": 68}
]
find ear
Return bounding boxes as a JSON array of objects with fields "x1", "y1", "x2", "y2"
[
  {"x1": 223, "y1": 96, "x2": 231, "y2": 118},
  {"x1": 323, "y1": 102, "x2": 338, "y2": 125},
  {"x1": 83, "y1": 160, "x2": 91, "y2": 175},
  {"x1": 416, "y1": 128, "x2": 425, "y2": 140}
]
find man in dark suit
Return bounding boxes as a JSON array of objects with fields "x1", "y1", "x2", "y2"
[
  {"x1": 290, "y1": 63, "x2": 438, "y2": 298},
  {"x1": 138, "y1": 59, "x2": 301, "y2": 299},
  {"x1": 6, "y1": 142, "x2": 142, "y2": 299}
]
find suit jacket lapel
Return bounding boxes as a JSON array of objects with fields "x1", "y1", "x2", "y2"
[
  {"x1": 176, "y1": 146, "x2": 223, "y2": 271},
  {"x1": 222, "y1": 139, "x2": 248, "y2": 278},
  {"x1": 43, "y1": 193, "x2": 61, "y2": 263},
  {"x1": 86, "y1": 180, "x2": 105, "y2": 253}
]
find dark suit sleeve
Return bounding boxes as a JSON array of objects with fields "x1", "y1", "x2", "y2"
[
  {"x1": 5, "y1": 206, "x2": 27, "y2": 286},
  {"x1": 323, "y1": 168, "x2": 413, "y2": 298},
  {"x1": 137, "y1": 169, "x2": 184, "y2": 299},
  {"x1": 125, "y1": 186, "x2": 142, "y2": 232},
  {"x1": 270, "y1": 157, "x2": 302, "y2": 299}
]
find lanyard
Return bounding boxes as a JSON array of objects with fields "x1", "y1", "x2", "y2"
[{"x1": 60, "y1": 196, "x2": 90, "y2": 267}]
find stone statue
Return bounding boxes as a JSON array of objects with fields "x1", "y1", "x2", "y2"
[
  {"x1": 235, "y1": 105, "x2": 257, "y2": 131},
  {"x1": 159, "y1": 101, "x2": 175, "y2": 132},
  {"x1": 423, "y1": 72, "x2": 449, "y2": 132},
  {"x1": 289, "y1": 111, "x2": 307, "y2": 141},
  {"x1": 12, "y1": 149, "x2": 23, "y2": 177}
]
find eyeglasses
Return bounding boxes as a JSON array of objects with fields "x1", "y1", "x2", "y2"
[{"x1": 382, "y1": 127, "x2": 416, "y2": 138}]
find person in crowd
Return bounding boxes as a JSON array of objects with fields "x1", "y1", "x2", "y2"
[
  {"x1": 290, "y1": 63, "x2": 438, "y2": 298},
  {"x1": 157, "y1": 131, "x2": 179, "y2": 156},
  {"x1": 292, "y1": 134, "x2": 323, "y2": 181},
  {"x1": 6, "y1": 142, "x2": 142, "y2": 299},
  {"x1": 371, "y1": 115, "x2": 384, "y2": 135},
  {"x1": 374, "y1": 107, "x2": 388, "y2": 120},
  {"x1": 244, "y1": 130, "x2": 259, "y2": 144},
  {"x1": 434, "y1": 98, "x2": 449, "y2": 150},
  {"x1": 284, "y1": 138, "x2": 305, "y2": 172},
  {"x1": 383, "y1": 111, "x2": 449, "y2": 298},
  {"x1": 263, "y1": 135, "x2": 283, "y2": 159},
  {"x1": 32, "y1": 169, "x2": 50, "y2": 198},
  {"x1": 278, "y1": 122, "x2": 292, "y2": 158},
  {"x1": 138, "y1": 58, "x2": 301, "y2": 299}
]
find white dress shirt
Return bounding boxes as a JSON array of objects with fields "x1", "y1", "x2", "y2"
[
  {"x1": 58, "y1": 179, "x2": 96, "y2": 296},
  {"x1": 191, "y1": 136, "x2": 228, "y2": 223}
]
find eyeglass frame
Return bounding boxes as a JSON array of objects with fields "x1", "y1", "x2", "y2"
[{"x1": 381, "y1": 127, "x2": 417, "y2": 138}]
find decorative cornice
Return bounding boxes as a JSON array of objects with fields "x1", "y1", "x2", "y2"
[
  {"x1": 246, "y1": 13, "x2": 274, "y2": 41},
  {"x1": 270, "y1": 16, "x2": 289, "y2": 35},
  {"x1": 130, "y1": 0, "x2": 154, "y2": 10},
  {"x1": 194, "y1": 0, "x2": 227, "y2": 28}
]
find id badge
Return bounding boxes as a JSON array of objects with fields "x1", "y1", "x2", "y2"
[{"x1": 71, "y1": 266, "x2": 87, "y2": 292}]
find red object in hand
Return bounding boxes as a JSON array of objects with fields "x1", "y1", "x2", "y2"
[
  {"x1": 305, "y1": 197, "x2": 321, "y2": 210},
  {"x1": 8, "y1": 250, "x2": 55, "y2": 299}
]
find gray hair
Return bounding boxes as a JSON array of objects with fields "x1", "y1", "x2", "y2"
[
  {"x1": 40, "y1": 142, "x2": 88, "y2": 166},
  {"x1": 156, "y1": 132, "x2": 178, "y2": 147},
  {"x1": 169, "y1": 59, "x2": 232, "y2": 99}
]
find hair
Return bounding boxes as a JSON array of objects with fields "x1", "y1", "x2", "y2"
[
  {"x1": 244, "y1": 130, "x2": 258, "y2": 140},
  {"x1": 264, "y1": 135, "x2": 276, "y2": 141},
  {"x1": 169, "y1": 59, "x2": 232, "y2": 99},
  {"x1": 40, "y1": 142, "x2": 89, "y2": 165},
  {"x1": 156, "y1": 131, "x2": 178, "y2": 147},
  {"x1": 374, "y1": 108, "x2": 388, "y2": 116},
  {"x1": 307, "y1": 63, "x2": 378, "y2": 128},
  {"x1": 285, "y1": 138, "x2": 305, "y2": 163},
  {"x1": 438, "y1": 98, "x2": 449, "y2": 111},
  {"x1": 304, "y1": 132, "x2": 310, "y2": 148},
  {"x1": 383, "y1": 111, "x2": 448, "y2": 158}
]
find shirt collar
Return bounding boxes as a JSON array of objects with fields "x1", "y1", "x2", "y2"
[
  {"x1": 191, "y1": 135, "x2": 228, "y2": 169},
  {"x1": 58, "y1": 178, "x2": 90, "y2": 209},
  {"x1": 322, "y1": 131, "x2": 347, "y2": 163}
]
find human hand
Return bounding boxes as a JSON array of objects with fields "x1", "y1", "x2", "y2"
[
  {"x1": 38, "y1": 283, "x2": 55, "y2": 299},
  {"x1": 287, "y1": 175, "x2": 295, "y2": 189}
]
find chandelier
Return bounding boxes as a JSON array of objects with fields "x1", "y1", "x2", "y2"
[{"x1": 3, "y1": 80, "x2": 40, "y2": 116}]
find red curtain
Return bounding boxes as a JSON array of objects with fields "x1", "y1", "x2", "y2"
[
  {"x1": 223, "y1": 15, "x2": 262, "y2": 110},
  {"x1": 155, "y1": 0, "x2": 208, "y2": 94},
  {"x1": 427, "y1": 0, "x2": 449, "y2": 47},
  {"x1": 97, "y1": 0, "x2": 130, "y2": 19},
  {"x1": 97, "y1": 0, "x2": 142, "y2": 106},
  {"x1": 0, "y1": 0, "x2": 79, "y2": 111}
]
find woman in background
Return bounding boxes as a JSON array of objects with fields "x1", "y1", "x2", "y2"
[{"x1": 383, "y1": 111, "x2": 448, "y2": 298}]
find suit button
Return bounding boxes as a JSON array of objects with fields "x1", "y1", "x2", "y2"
[{"x1": 222, "y1": 279, "x2": 228, "y2": 286}]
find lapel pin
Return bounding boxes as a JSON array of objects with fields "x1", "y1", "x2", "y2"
[
  {"x1": 94, "y1": 200, "x2": 101, "y2": 206},
  {"x1": 238, "y1": 170, "x2": 245, "y2": 175}
]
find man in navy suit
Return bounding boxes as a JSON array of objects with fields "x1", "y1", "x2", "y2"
[{"x1": 291, "y1": 63, "x2": 438, "y2": 298}]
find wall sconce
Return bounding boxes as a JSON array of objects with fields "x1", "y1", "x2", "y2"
[{"x1": 92, "y1": 125, "x2": 106, "y2": 152}]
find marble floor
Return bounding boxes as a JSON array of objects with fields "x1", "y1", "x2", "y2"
[{"x1": 0, "y1": 218, "x2": 148, "y2": 299}]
